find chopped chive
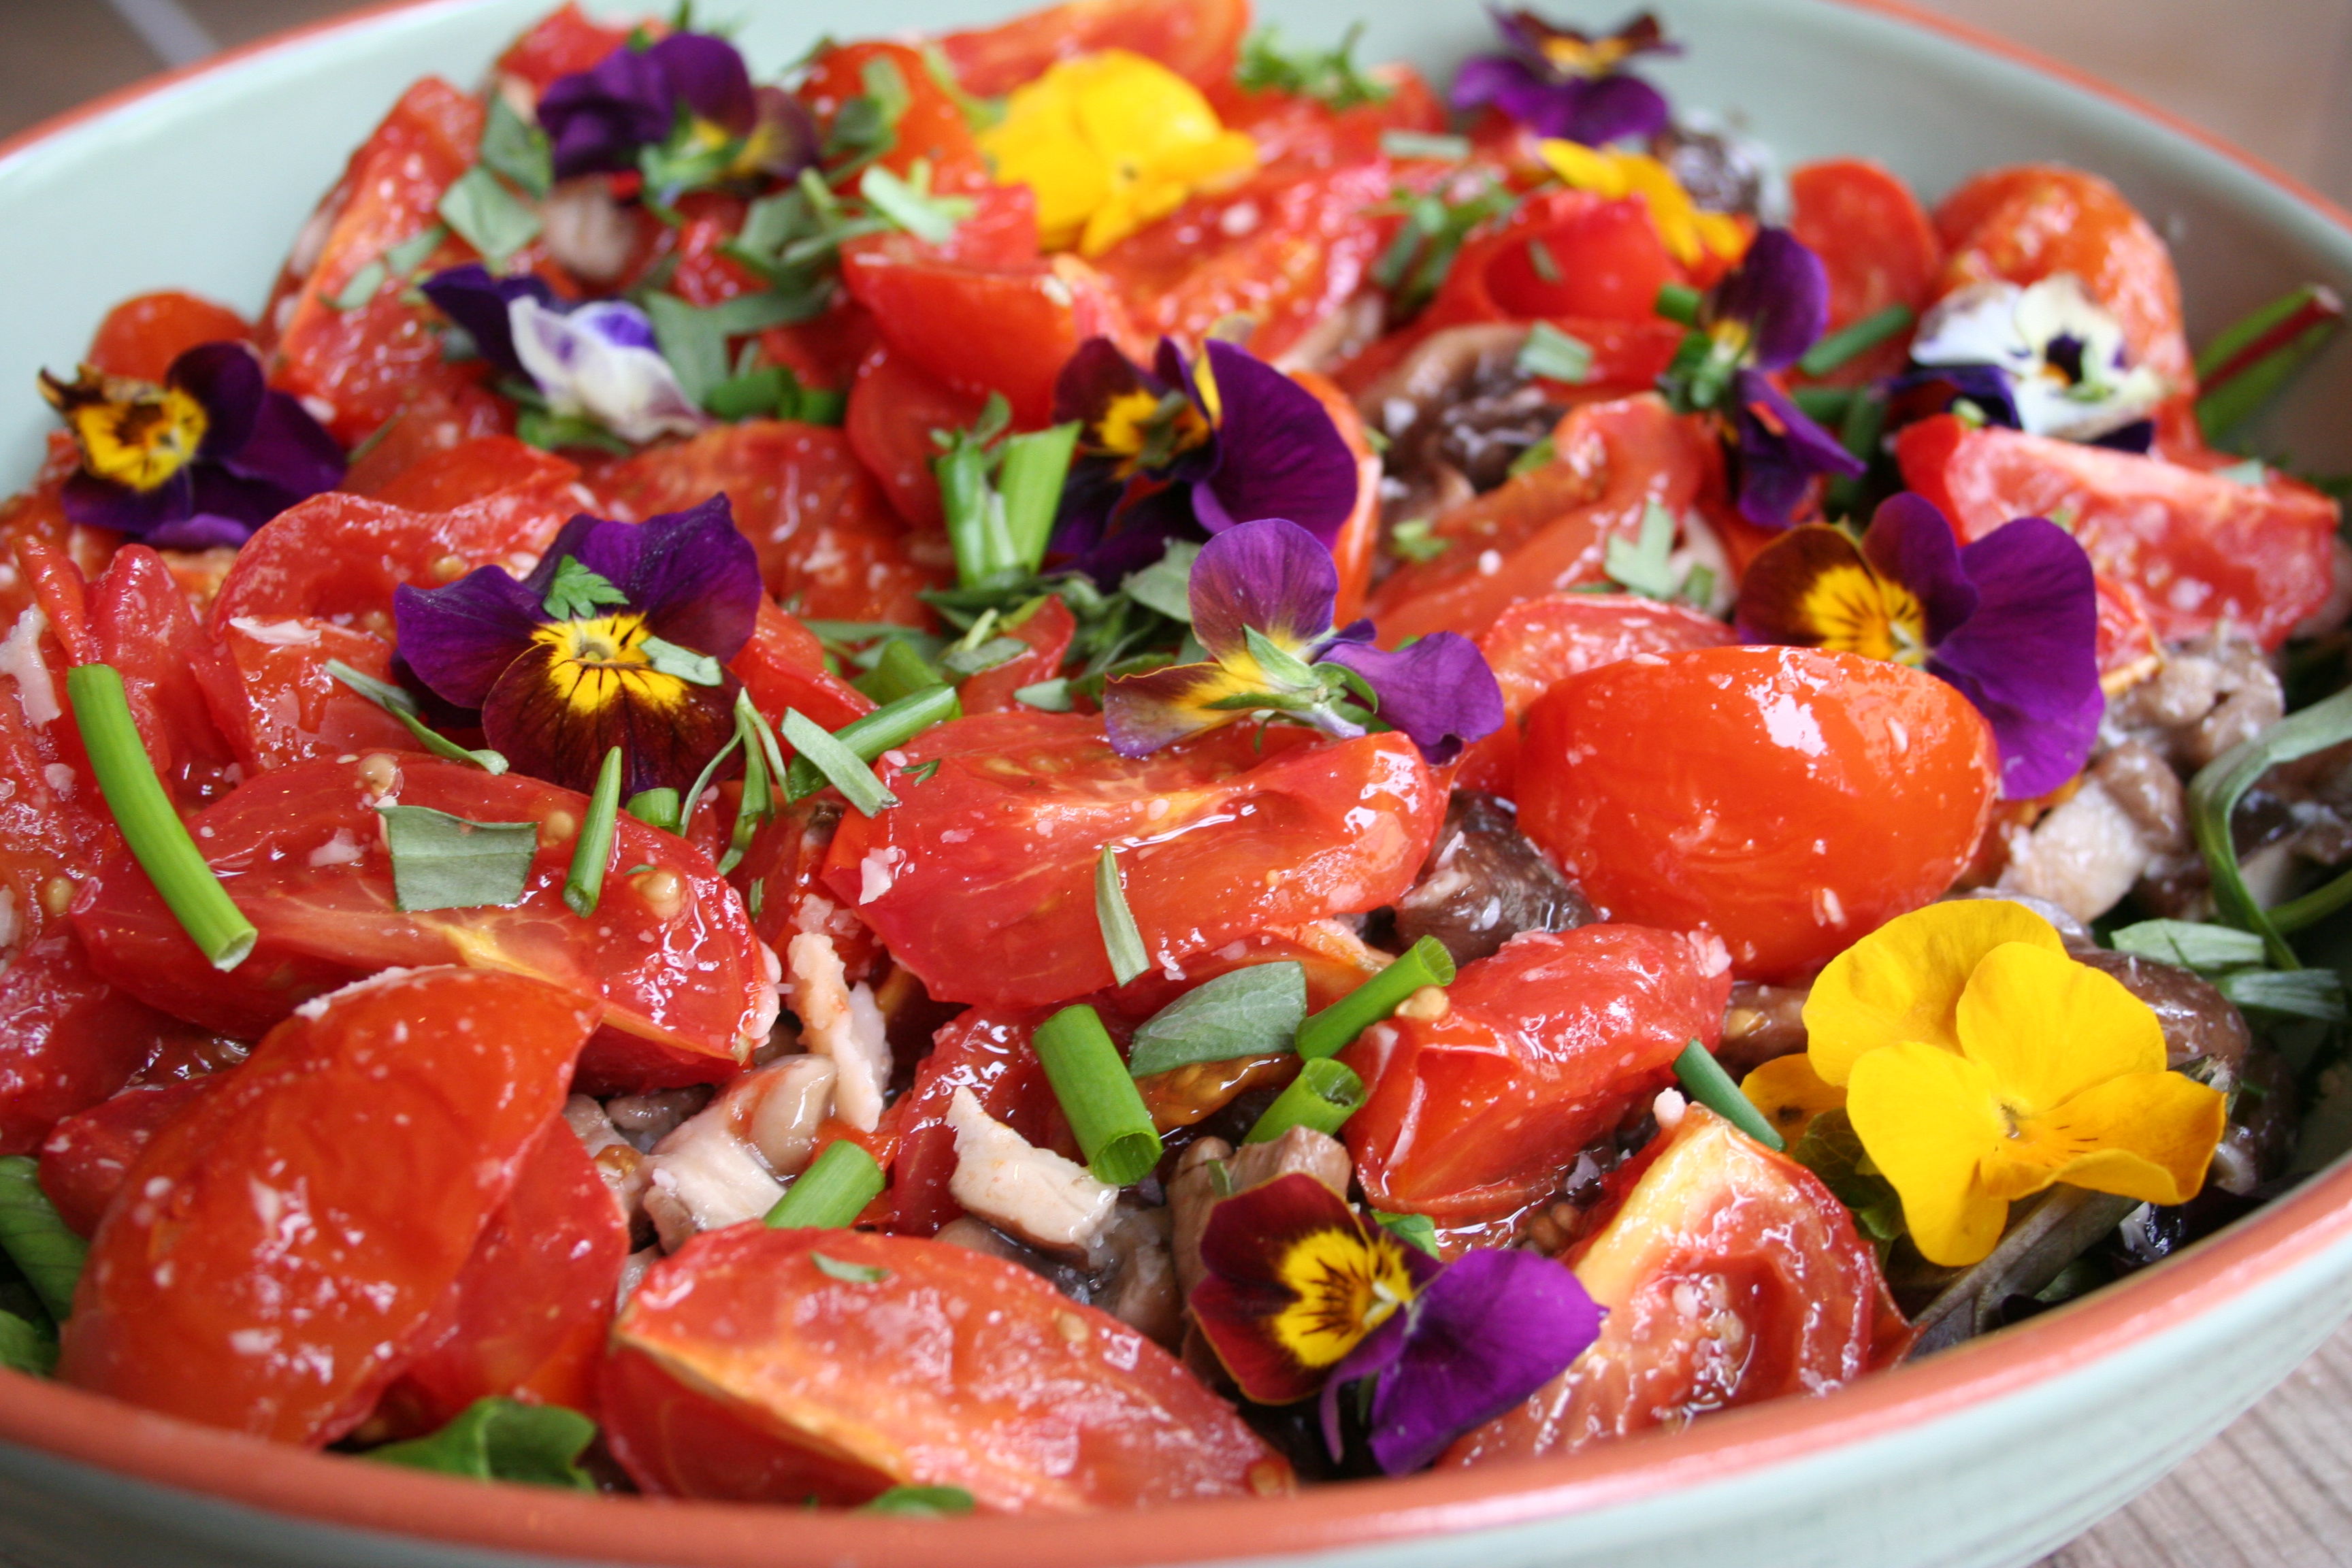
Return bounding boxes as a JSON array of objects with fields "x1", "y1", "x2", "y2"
[
  {"x1": 1012, "y1": 677, "x2": 1073, "y2": 712},
  {"x1": 0, "y1": 1157, "x2": 84, "y2": 1324},
  {"x1": 764, "y1": 1140, "x2": 885, "y2": 1227},
  {"x1": 2195, "y1": 283, "x2": 2346, "y2": 440},
  {"x1": 854, "y1": 636, "x2": 943, "y2": 705},
  {"x1": 1673, "y1": 1039, "x2": 1785, "y2": 1151},
  {"x1": 904, "y1": 758, "x2": 941, "y2": 784},
  {"x1": 331, "y1": 261, "x2": 387, "y2": 310},
  {"x1": 1379, "y1": 129, "x2": 1471, "y2": 161},
  {"x1": 1243, "y1": 1057, "x2": 1367, "y2": 1143},
  {"x1": 1654, "y1": 282, "x2": 1703, "y2": 326},
  {"x1": 1516, "y1": 321, "x2": 1592, "y2": 385},
  {"x1": 564, "y1": 747, "x2": 623, "y2": 917},
  {"x1": 436, "y1": 164, "x2": 543, "y2": 267},
  {"x1": 67, "y1": 665, "x2": 257, "y2": 971},
  {"x1": 1524, "y1": 237, "x2": 1561, "y2": 284},
  {"x1": 717, "y1": 697, "x2": 774, "y2": 877},
  {"x1": 676, "y1": 716, "x2": 746, "y2": 842},
  {"x1": 1032, "y1": 1004, "x2": 1164, "y2": 1184},
  {"x1": 326, "y1": 659, "x2": 508, "y2": 772},
  {"x1": 1797, "y1": 303, "x2": 1915, "y2": 377},
  {"x1": 939, "y1": 635, "x2": 1026, "y2": 678},
  {"x1": 1095, "y1": 846, "x2": 1150, "y2": 985},
  {"x1": 382, "y1": 222, "x2": 449, "y2": 276},
  {"x1": 0, "y1": 1309, "x2": 55, "y2": 1377},
  {"x1": 783, "y1": 685, "x2": 958, "y2": 802},
  {"x1": 376, "y1": 805, "x2": 538, "y2": 912},
  {"x1": 1294, "y1": 934, "x2": 1455, "y2": 1060},
  {"x1": 781, "y1": 709, "x2": 897, "y2": 815},
  {"x1": 1790, "y1": 385, "x2": 1855, "y2": 425},
  {"x1": 810, "y1": 1251, "x2": 891, "y2": 1283},
  {"x1": 625, "y1": 787, "x2": 682, "y2": 832},
  {"x1": 998, "y1": 422, "x2": 1082, "y2": 574}
]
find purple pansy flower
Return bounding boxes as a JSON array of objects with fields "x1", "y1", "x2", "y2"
[
  {"x1": 37, "y1": 342, "x2": 344, "y2": 549},
  {"x1": 1451, "y1": 10, "x2": 1677, "y2": 146},
  {"x1": 1734, "y1": 492, "x2": 2103, "y2": 798},
  {"x1": 393, "y1": 496, "x2": 764, "y2": 796},
  {"x1": 1190, "y1": 1173, "x2": 1603, "y2": 1475},
  {"x1": 537, "y1": 31, "x2": 815, "y2": 186},
  {"x1": 422, "y1": 264, "x2": 704, "y2": 445},
  {"x1": 1049, "y1": 336, "x2": 1360, "y2": 581},
  {"x1": 1102, "y1": 519, "x2": 1504, "y2": 766}
]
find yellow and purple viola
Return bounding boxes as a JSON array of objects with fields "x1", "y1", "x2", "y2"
[
  {"x1": 1191, "y1": 1173, "x2": 1602, "y2": 1474},
  {"x1": 535, "y1": 29, "x2": 814, "y2": 186},
  {"x1": 1450, "y1": 9, "x2": 1677, "y2": 147},
  {"x1": 37, "y1": 342, "x2": 344, "y2": 549},
  {"x1": 1102, "y1": 518, "x2": 1505, "y2": 764},
  {"x1": 1051, "y1": 336, "x2": 1360, "y2": 578},
  {"x1": 1663, "y1": 228, "x2": 1864, "y2": 527},
  {"x1": 1733, "y1": 492, "x2": 2102, "y2": 799},
  {"x1": 392, "y1": 495, "x2": 762, "y2": 797}
]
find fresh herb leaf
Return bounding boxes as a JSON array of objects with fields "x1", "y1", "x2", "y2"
[
  {"x1": 368, "y1": 1397, "x2": 597, "y2": 1489},
  {"x1": 784, "y1": 685, "x2": 958, "y2": 800},
  {"x1": 480, "y1": 93, "x2": 553, "y2": 199},
  {"x1": 1373, "y1": 180, "x2": 1520, "y2": 323},
  {"x1": 1388, "y1": 517, "x2": 1449, "y2": 563},
  {"x1": 1506, "y1": 435, "x2": 1556, "y2": 479},
  {"x1": 858, "y1": 161, "x2": 974, "y2": 245},
  {"x1": 810, "y1": 1251, "x2": 891, "y2": 1284},
  {"x1": 1120, "y1": 538, "x2": 1203, "y2": 623},
  {"x1": 824, "y1": 54, "x2": 910, "y2": 172},
  {"x1": 1126, "y1": 962, "x2": 1307, "y2": 1077},
  {"x1": 939, "y1": 635, "x2": 1027, "y2": 677},
  {"x1": 782, "y1": 708, "x2": 898, "y2": 816},
  {"x1": 1784, "y1": 1109, "x2": 1906, "y2": 1241},
  {"x1": 1236, "y1": 24, "x2": 1392, "y2": 110},
  {"x1": 2217, "y1": 966, "x2": 2349, "y2": 1023},
  {"x1": 1013, "y1": 677, "x2": 1073, "y2": 712},
  {"x1": 437, "y1": 165, "x2": 543, "y2": 267},
  {"x1": 331, "y1": 261, "x2": 388, "y2": 311},
  {"x1": 326, "y1": 660, "x2": 508, "y2": 772},
  {"x1": 860, "y1": 1485, "x2": 976, "y2": 1516},
  {"x1": 1372, "y1": 1210, "x2": 1441, "y2": 1258},
  {"x1": 0, "y1": 1307, "x2": 56, "y2": 1376},
  {"x1": 1602, "y1": 500, "x2": 1681, "y2": 600},
  {"x1": 638, "y1": 634, "x2": 724, "y2": 686},
  {"x1": 375, "y1": 806, "x2": 538, "y2": 913},
  {"x1": 1379, "y1": 130, "x2": 1470, "y2": 163},
  {"x1": 2187, "y1": 683, "x2": 2352, "y2": 966},
  {"x1": 1095, "y1": 846, "x2": 1150, "y2": 985},
  {"x1": 0, "y1": 1158, "x2": 83, "y2": 1325},
  {"x1": 2108, "y1": 919, "x2": 2269, "y2": 973},
  {"x1": 904, "y1": 758, "x2": 941, "y2": 784},
  {"x1": 542, "y1": 557, "x2": 630, "y2": 621}
]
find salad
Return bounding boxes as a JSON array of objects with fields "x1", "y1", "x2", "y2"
[{"x1": 0, "y1": 0, "x2": 2345, "y2": 1516}]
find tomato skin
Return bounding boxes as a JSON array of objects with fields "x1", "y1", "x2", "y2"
[
  {"x1": 493, "y1": 2, "x2": 637, "y2": 91},
  {"x1": 1367, "y1": 395, "x2": 1720, "y2": 643},
  {"x1": 821, "y1": 713, "x2": 1441, "y2": 1011},
  {"x1": 603, "y1": 1226, "x2": 1290, "y2": 1509},
  {"x1": 890, "y1": 1008, "x2": 1065, "y2": 1237},
  {"x1": 1296, "y1": 370, "x2": 1382, "y2": 627},
  {"x1": 84, "y1": 292, "x2": 252, "y2": 382},
  {"x1": 374, "y1": 1117, "x2": 627, "y2": 1433},
  {"x1": 59, "y1": 968, "x2": 600, "y2": 1444},
  {"x1": 957, "y1": 595, "x2": 1076, "y2": 714},
  {"x1": 351, "y1": 434, "x2": 580, "y2": 514},
  {"x1": 587, "y1": 421, "x2": 945, "y2": 625},
  {"x1": 846, "y1": 344, "x2": 993, "y2": 530},
  {"x1": 1788, "y1": 159, "x2": 1940, "y2": 387},
  {"x1": 86, "y1": 545, "x2": 248, "y2": 804},
  {"x1": 71, "y1": 756, "x2": 772, "y2": 1073},
  {"x1": 1455, "y1": 593, "x2": 1737, "y2": 798},
  {"x1": 802, "y1": 42, "x2": 992, "y2": 191},
  {"x1": 936, "y1": 0, "x2": 1250, "y2": 96},
  {"x1": 37, "y1": 1077, "x2": 217, "y2": 1237},
  {"x1": 1895, "y1": 413, "x2": 2338, "y2": 651},
  {"x1": 1343, "y1": 926, "x2": 1729, "y2": 1222},
  {"x1": 1486, "y1": 199, "x2": 1680, "y2": 323},
  {"x1": 0, "y1": 437, "x2": 91, "y2": 628},
  {"x1": 1518, "y1": 647, "x2": 1997, "y2": 982},
  {"x1": 732, "y1": 600, "x2": 874, "y2": 738},
  {"x1": 0, "y1": 934, "x2": 180, "y2": 1159},
  {"x1": 1446, "y1": 1106, "x2": 1910, "y2": 1462}
]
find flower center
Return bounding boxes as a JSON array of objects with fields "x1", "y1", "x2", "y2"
[
  {"x1": 532, "y1": 612, "x2": 693, "y2": 716},
  {"x1": 42, "y1": 370, "x2": 208, "y2": 493},
  {"x1": 1094, "y1": 388, "x2": 1211, "y2": 478},
  {"x1": 1267, "y1": 1225, "x2": 1419, "y2": 1369},
  {"x1": 1797, "y1": 563, "x2": 1931, "y2": 666}
]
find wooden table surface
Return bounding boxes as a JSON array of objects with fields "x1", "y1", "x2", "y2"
[{"x1": 6, "y1": 1, "x2": 2352, "y2": 1563}]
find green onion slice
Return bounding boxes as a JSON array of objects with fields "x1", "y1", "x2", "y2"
[
  {"x1": 1797, "y1": 303, "x2": 1915, "y2": 378},
  {"x1": 1032, "y1": 1004, "x2": 1164, "y2": 1185},
  {"x1": 764, "y1": 1140, "x2": 887, "y2": 1228},
  {"x1": 781, "y1": 710, "x2": 898, "y2": 816},
  {"x1": 325, "y1": 660, "x2": 506, "y2": 772},
  {"x1": 564, "y1": 746, "x2": 623, "y2": 917},
  {"x1": 783, "y1": 685, "x2": 958, "y2": 802},
  {"x1": 1243, "y1": 1057, "x2": 1366, "y2": 1144},
  {"x1": 1294, "y1": 935, "x2": 1456, "y2": 1060},
  {"x1": 1673, "y1": 1039, "x2": 1784, "y2": 1151}
]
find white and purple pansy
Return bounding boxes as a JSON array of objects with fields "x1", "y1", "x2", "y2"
[
  {"x1": 1904, "y1": 274, "x2": 2168, "y2": 449},
  {"x1": 1450, "y1": 8, "x2": 1678, "y2": 148},
  {"x1": 1102, "y1": 518, "x2": 1505, "y2": 766}
]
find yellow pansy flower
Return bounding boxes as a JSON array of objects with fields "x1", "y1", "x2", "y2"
[
  {"x1": 1741, "y1": 1050, "x2": 1848, "y2": 1147},
  {"x1": 980, "y1": 50, "x2": 1258, "y2": 257},
  {"x1": 1536, "y1": 137, "x2": 1747, "y2": 267},
  {"x1": 1803, "y1": 900, "x2": 2226, "y2": 1267}
]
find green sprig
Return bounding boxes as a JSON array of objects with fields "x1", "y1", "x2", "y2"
[{"x1": 564, "y1": 747, "x2": 625, "y2": 917}]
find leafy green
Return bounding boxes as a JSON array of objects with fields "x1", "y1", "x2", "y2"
[
  {"x1": 0, "y1": 1158, "x2": 84, "y2": 1324},
  {"x1": 1600, "y1": 500, "x2": 1681, "y2": 600},
  {"x1": 1380, "y1": 130, "x2": 1471, "y2": 163},
  {"x1": 810, "y1": 1252, "x2": 891, "y2": 1284},
  {"x1": 0, "y1": 1308, "x2": 56, "y2": 1377},
  {"x1": 331, "y1": 261, "x2": 388, "y2": 311},
  {"x1": 366, "y1": 1398, "x2": 598, "y2": 1490},
  {"x1": 1517, "y1": 322, "x2": 1595, "y2": 386},
  {"x1": 1013, "y1": 678, "x2": 1073, "y2": 712},
  {"x1": 542, "y1": 556, "x2": 630, "y2": 620},
  {"x1": 1235, "y1": 24, "x2": 1392, "y2": 110},
  {"x1": 858, "y1": 161, "x2": 974, "y2": 246},
  {"x1": 782, "y1": 708, "x2": 898, "y2": 816},
  {"x1": 1120, "y1": 539, "x2": 1203, "y2": 623},
  {"x1": 480, "y1": 93, "x2": 553, "y2": 198},
  {"x1": 2195, "y1": 283, "x2": 2346, "y2": 442},
  {"x1": 2186, "y1": 683, "x2": 2352, "y2": 966},
  {"x1": 1784, "y1": 1109, "x2": 1906, "y2": 1241},
  {"x1": 1387, "y1": 517, "x2": 1449, "y2": 564},
  {"x1": 327, "y1": 660, "x2": 508, "y2": 772},
  {"x1": 1372, "y1": 179, "x2": 1520, "y2": 323},
  {"x1": 860, "y1": 1485, "x2": 976, "y2": 1516},
  {"x1": 376, "y1": 806, "x2": 540, "y2": 913},
  {"x1": 1126, "y1": 962, "x2": 1308, "y2": 1077},
  {"x1": 1372, "y1": 1210, "x2": 1441, "y2": 1258},
  {"x1": 638, "y1": 634, "x2": 724, "y2": 687},
  {"x1": 437, "y1": 166, "x2": 542, "y2": 267},
  {"x1": 2108, "y1": 919, "x2": 2268, "y2": 972}
]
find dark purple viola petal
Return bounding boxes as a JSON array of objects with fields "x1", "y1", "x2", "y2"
[
  {"x1": 1319, "y1": 1310, "x2": 1409, "y2": 1462},
  {"x1": 1053, "y1": 486, "x2": 1197, "y2": 587},
  {"x1": 186, "y1": 464, "x2": 299, "y2": 536},
  {"x1": 421, "y1": 263, "x2": 558, "y2": 382},
  {"x1": 218, "y1": 390, "x2": 346, "y2": 500},
  {"x1": 59, "y1": 468, "x2": 191, "y2": 537},
  {"x1": 1358, "y1": 1247, "x2": 1605, "y2": 1475},
  {"x1": 1056, "y1": 336, "x2": 1164, "y2": 427},
  {"x1": 166, "y1": 342, "x2": 264, "y2": 460},
  {"x1": 1927, "y1": 516, "x2": 2103, "y2": 799},
  {"x1": 1731, "y1": 524, "x2": 1870, "y2": 648},
  {"x1": 1883, "y1": 363, "x2": 2022, "y2": 434},
  {"x1": 1192, "y1": 341, "x2": 1358, "y2": 542},
  {"x1": 1729, "y1": 370, "x2": 1863, "y2": 529},
  {"x1": 744, "y1": 85, "x2": 820, "y2": 180},
  {"x1": 601, "y1": 497, "x2": 764, "y2": 661},
  {"x1": 393, "y1": 566, "x2": 551, "y2": 710},
  {"x1": 1708, "y1": 230, "x2": 1829, "y2": 372},
  {"x1": 1320, "y1": 632, "x2": 1507, "y2": 766},
  {"x1": 1454, "y1": 58, "x2": 1594, "y2": 142},
  {"x1": 1188, "y1": 517, "x2": 1340, "y2": 666},
  {"x1": 539, "y1": 42, "x2": 677, "y2": 180},
  {"x1": 144, "y1": 511, "x2": 258, "y2": 551},
  {"x1": 2089, "y1": 419, "x2": 2156, "y2": 454},
  {"x1": 484, "y1": 638, "x2": 743, "y2": 797},
  {"x1": 1046, "y1": 455, "x2": 1130, "y2": 561},
  {"x1": 1561, "y1": 71, "x2": 1670, "y2": 146},
  {"x1": 1859, "y1": 493, "x2": 1978, "y2": 646},
  {"x1": 647, "y1": 33, "x2": 755, "y2": 133}
]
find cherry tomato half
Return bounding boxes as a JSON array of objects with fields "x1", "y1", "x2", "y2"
[
  {"x1": 1787, "y1": 159, "x2": 1940, "y2": 387},
  {"x1": 84, "y1": 292, "x2": 253, "y2": 383},
  {"x1": 1516, "y1": 647, "x2": 1997, "y2": 982},
  {"x1": 0, "y1": 933, "x2": 179, "y2": 1159}
]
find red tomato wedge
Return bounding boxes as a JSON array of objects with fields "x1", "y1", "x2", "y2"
[
  {"x1": 1343, "y1": 925, "x2": 1730, "y2": 1222},
  {"x1": 375, "y1": 1117, "x2": 627, "y2": 1433},
  {"x1": 958, "y1": 594, "x2": 1076, "y2": 715},
  {"x1": 71, "y1": 755, "x2": 773, "y2": 1071},
  {"x1": 0, "y1": 933, "x2": 180, "y2": 1159},
  {"x1": 58, "y1": 967, "x2": 599, "y2": 1443},
  {"x1": 821, "y1": 713, "x2": 1440, "y2": 1011},
  {"x1": 1517, "y1": 647, "x2": 1997, "y2": 982},
  {"x1": 84, "y1": 291, "x2": 252, "y2": 382},
  {"x1": 1455, "y1": 593, "x2": 1737, "y2": 797},
  {"x1": 847, "y1": 344, "x2": 994, "y2": 530},
  {"x1": 890, "y1": 1007, "x2": 1066, "y2": 1238},
  {"x1": 85, "y1": 545, "x2": 246, "y2": 805},
  {"x1": 802, "y1": 42, "x2": 993, "y2": 191},
  {"x1": 493, "y1": 2, "x2": 637, "y2": 91},
  {"x1": 1446, "y1": 1106, "x2": 1910, "y2": 1462},
  {"x1": 1895, "y1": 414, "x2": 2339, "y2": 651},
  {"x1": 1788, "y1": 159, "x2": 1940, "y2": 386},
  {"x1": 935, "y1": 0, "x2": 1250, "y2": 96},
  {"x1": 732, "y1": 600, "x2": 875, "y2": 738},
  {"x1": 1367, "y1": 395, "x2": 1720, "y2": 643},
  {"x1": 603, "y1": 1226, "x2": 1290, "y2": 1509},
  {"x1": 37, "y1": 1077, "x2": 218, "y2": 1237}
]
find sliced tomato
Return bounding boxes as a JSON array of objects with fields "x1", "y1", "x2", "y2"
[
  {"x1": 1446, "y1": 1106, "x2": 1910, "y2": 1461},
  {"x1": 957, "y1": 593, "x2": 1075, "y2": 714},
  {"x1": 603, "y1": 1226, "x2": 1288, "y2": 1508},
  {"x1": 821, "y1": 713, "x2": 1440, "y2": 1011},
  {"x1": 208, "y1": 615, "x2": 414, "y2": 773},
  {"x1": 586, "y1": 420, "x2": 945, "y2": 625},
  {"x1": 374, "y1": 1117, "x2": 627, "y2": 1433},
  {"x1": 1787, "y1": 159, "x2": 1940, "y2": 387},
  {"x1": 889, "y1": 1007, "x2": 1065, "y2": 1237},
  {"x1": 1895, "y1": 413, "x2": 2339, "y2": 650},
  {"x1": 35, "y1": 1076, "x2": 217, "y2": 1237},
  {"x1": 58, "y1": 968, "x2": 598, "y2": 1444},
  {"x1": 732, "y1": 600, "x2": 874, "y2": 737},
  {"x1": 351, "y1": 434, "x2": 581, "y2": 514},
  {"x1": 84, "y1": 292, "x2": 253, "y2": 382},
  {"x1": 755, "y1": 298, "x2": 881, "y2": 398},
  {"x1": 0, "y1": 933, "x2": 181, "y2": 1159},
  {"x1": 269, "y1": 78, "x2": 510, "y2": 447},
  {"x1": 1343, "y1": 925, "x2": 1729, "y2": 1222},
  {"x1": 1518, "y1": 647, "x2": 1998, "y2": 982},
  {"x1": 1367, "y1": 395, "x2": 1720, "y2": 643},
  {"x1": 332, "y1": 382, "x2": 519, "y2": 496},
  {"x1": 0, "y1": 436, "x2": 88, "y2": 627},
  {"x1": 935, "y1": 0, "x2": 1250, "y2": 96},
  {"x1": 2095, "y1": 572, "x2": 2160, "y2": 681},
  {"x1": 845, "y1": 343, "x2": 993, "y2": 530},
  {"x1": 1931, "y1": 164, "x2": 2193, "y2": 394},
  {"x1": 0, "y1": 609, "x2": 119, "y2": 962},
  {"x1": 1296, "y1": 368, "x2": 1382, "y2": 627},
  {"x1": 493, "y1": 2, "x2": 637, "y2": 91},
  {"x1": 85, "y1": 545, "x2": 246, "y2": 804},
  {"x1": 802, "y1": 42, "x2": 993, "y2": 191},
  {"x1": 1455, "y1": 593, "x2": 1737, "y2": 797},
  {"x1": 71, "y1": 755, "x2": 771, "y2": 1077},
  {"x1": 1206, "y1": 66, "x2": 1447, "y2": 171}
]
